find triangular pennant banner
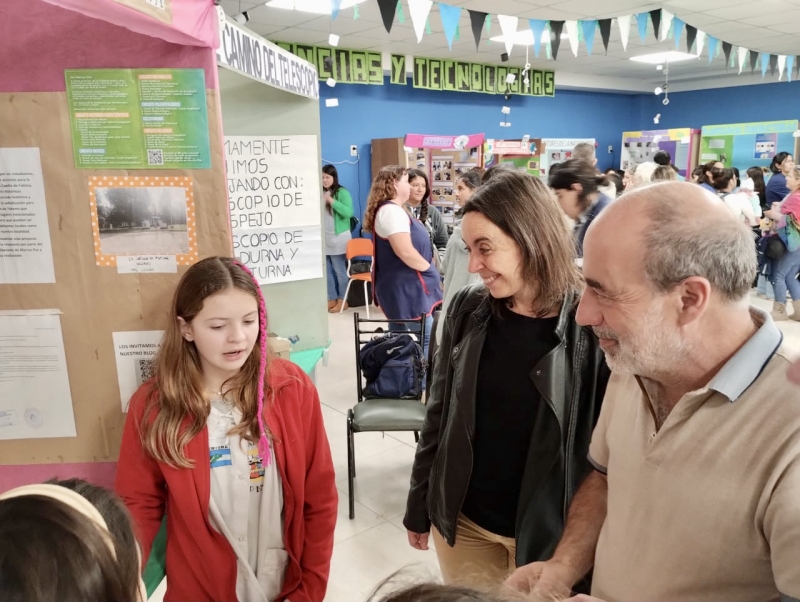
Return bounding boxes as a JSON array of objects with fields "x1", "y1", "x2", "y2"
[
  {"x1": 707, "y1": 36, "x2": 718, "y2": 63},
  {"x1": 550, "y1": 20, "x2": 564, "y2": 60},
  {"x1": 696, "y1": 30, "x2": 706, "y2": 57},
  {"x1": 353, "y1": 3, "x2": 359, "y2": 19},
  {"x1": 598, "y1": 19, "x2": 612, "y2": 54},
  {"x1": 686, "y1": 25, "x2": 697, "y2": 53},
  {"x1": 661, "y1": 10, "x2": 673, "y2": 41},
  {"x1": 617, "y1": 14, "x2": 631, "y2": 51},
  {"x1": 376, "y1": 0, "x2": 398, "y2": 33},
  {"x1": 426, "y1": 17, "x2": 431, "y2": 34},
  {"x1": 636, "y1": 14, "x2": 648, "y2": 43},
  {"x1": 497, "y1": 14, "x2": 519, "y2": 57},
  {"x1": 723, "y1": 42, "x2": 732, "y2": 66},
  {"x1": 565, "y1": 20, "x2": 579, "y2": 57},
  {"x1": 730, "y1": 46, "x2": 736, "y2": 68},
  {"x1": 770, "y1": 54, "x2": 778, "y2": 76},
  {"x1": 437, "y1": 2, "x2": 461, "y2": 49},
  {"x1": 528, "y1": 19, "x2": 547, "y2": 57},
  {"x1": 761, "y1": 52, "x2": 769, "y2": 78},
  {"x1": 396, "y1": 2, "x2": 405, "y2": 24},
  {"x1": 649, "y1": 9, "x2": 661, "y2": 40},
  {"x1": 738, "y1": 46, "x2": 747, "y2": 74},
  {"x1": 468, "y1": 10, "x2": 487, "y2": 50},
  {"x1": 673, "y1": 18, "x2": 684, "y2": 50},
  {"x1": 455, "y1": 23, "x2": 459, "y2": 41},
  {"x1": 796, "y1": 55, "x2": 800, "y2": 79},
  {"x1": 331, "y1": 0, "x2": 342, "y2": 21},
  {"x1": 581, "y1": 20, "x2": 597, "y2": 55},
  {"x1": 788, "y1": 55, "x2": 795, "y2": 82},
  {"x1": 408, "y1": 0, "x2": 433, "y2": 43},
  {"x1": 750, "y1": 50, "x2": 759, "y2": 73},
  {"x1": 778, "y1": 55, "x2": 787, "y2": 79}
]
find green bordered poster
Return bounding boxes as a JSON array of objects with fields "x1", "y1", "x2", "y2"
[{"x1": 65, "y1": 69, "x2": 211, "y2": 170}]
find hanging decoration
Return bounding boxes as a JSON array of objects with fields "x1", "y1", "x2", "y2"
[
  {"x1": 529, "y1": 19, "x2": 547, "y2": 57},
  {"x1": 788, "y1": 56, "x2": 795, "y2": 82},
  {"x1": 636, "y1": 13, "x2": 648, "y2": 43},
  {"x1": 598, "y1": 18, "x2": 612, "y2": 54},
  {"x1": 696, "y1": 30, "x2": 706, "y2": 57},
  {"x1": 649, "y1": 9, "x2": 661, "y2": 40},
  {"x1": 685, "y1": 24, "x2": 697, "y2": 53},
  {"x1": 722, "y1": 42, "x2": 732, "y2": 66},
  {"x1": 617, "y1": 14, "x2": 631, "y2": 51},
  {"x1": 660, "y1": 10, "x2": 673, "y2": 41},
  {"x1": 396, "y1": 2, "x2": 405, "y2": 24},
  {"x1": 778, "y1": 55, "x2": 786, "y2": 80},
  {"x1": 468, "y1": 10, "x2": 487, "y2": 50},
  {"x1": 438, "y1": 3, "x2": 460, "y2": 49},
  {"x1": 549, "y1": 20, "x2": 564, "y2": 60},
  {"x1": 376, "y1": 0, "x2": 398, "y2": 33},
  {"x1": 761, "y1": 52, "x2": 769, "y2": 78},
  {"x1": 770, "y1": 54, "x2": 778, "y2": 77},
  {"x1": 673, "y1": 18, "x2": 684, "y2": 50},
  {"x1": 497, "y1": 14, "x2": 519, "y2": 57},
  {"x1": 750, "y1": 50, "x2": 759, "y2": 73},
  {"x1": 331, "y1": 0, "x2": 342, "y2": 21},
  {"x1": 738, "y1": 47, "x2": 747, "y2": 74},
  {"x1": 707, "y1": 36, "x2": 718, "y2": 64},
  {"x1": 565, "y1": 21, "x2": 579, "y2": 57},
  {"x1": 408, "y1": 0, "x2": 433, "y2": 43},
  {"x1": 582, "y1": 20, "x2": 597, "y2": 56}
]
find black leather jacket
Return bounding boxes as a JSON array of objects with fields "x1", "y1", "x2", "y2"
[{"x1": 404, "y1": 285, "x2": 610, "y2": 567}]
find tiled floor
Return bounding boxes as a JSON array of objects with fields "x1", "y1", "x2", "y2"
[{"x1": 150, "y1": 294, "x2": 800, "y2": 602}]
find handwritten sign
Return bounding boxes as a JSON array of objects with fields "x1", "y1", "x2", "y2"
[
  {"x1": 116, "y1": 255, "x2": 177, "y2": 274},
  {"x1": 225, "y1": 135, "x2": 323, "y2": 285}
]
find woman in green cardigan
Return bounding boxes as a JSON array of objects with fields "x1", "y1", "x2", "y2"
[{"x1": 322, "y1": 164, "x2": 354, "y2": 313}]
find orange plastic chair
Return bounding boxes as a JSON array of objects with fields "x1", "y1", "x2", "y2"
[{"x1": 340, "y1": 238, "x2": 374, "y2": 318}]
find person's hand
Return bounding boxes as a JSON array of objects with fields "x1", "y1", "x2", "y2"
[
  {"x1": 505, "y1": 560, "x2": 575, "y2": 599},
  {"x1": 324, "y1": 191, "x2": 333, "y2": 205},
  {"x1": 789, "y1": 358, "x2": 800, "y2": 385},
  {"x1": 407, "y1": 530, "x2": 429, "y2": 550}
]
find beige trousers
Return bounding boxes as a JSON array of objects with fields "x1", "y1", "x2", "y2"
[{"x1": 431, "y1": 513, "x2": 517, "y2": 590}]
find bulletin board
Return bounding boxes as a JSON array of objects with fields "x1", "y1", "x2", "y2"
[
  {"x1": 0, "y1": 90, "x2": 230, "y2": 464},
  {"x1": 483, "y1": 138, "x2": 544, "y2": 178},
  {"x1": 620, "y1": 128, "x2": 701, "y2": 177},
  {"x1": 699, "y1": 120, "x2": 800, "y2": 172}
]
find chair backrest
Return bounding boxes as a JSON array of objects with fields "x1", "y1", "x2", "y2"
[
  {"x1": 353, "y1": 313, "x2": 426, "y2": 402},
  {"x1": 346, "y1": 237, "x2": 373, "y2": 260}
]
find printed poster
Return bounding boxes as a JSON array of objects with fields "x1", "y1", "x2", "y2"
[
  {"x1": 87, "y1": 175, "x2": 197, "y2": 268},
  {"x1": 0, "y1": 310, "x2": 76, "y2": 439},
  {"x1": 65, "y1": 69, "x2": 210, "y2": 169},
  {"x1": 113, "y1": 330, "x2": 163, "y2": 411},
  {"x1": 225, "y1": 135, "x2": 323, "y2": 285},
  {"x1": 0, "y1": 148, "x2": 56, "y2": 283},
  {"x1": 754, "y1": 133, "x2": 778, "y2": 159}
]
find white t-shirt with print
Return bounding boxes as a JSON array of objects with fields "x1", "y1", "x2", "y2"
[
  {"x1": 207, "y1": 398, "x2": 287, "y2": 602},
  {"x1": 374, "y1": 203, "x2": 410, "y2": 238}
]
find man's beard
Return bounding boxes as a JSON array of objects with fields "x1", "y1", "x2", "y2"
[{"x1": 593, "y1": 302, "x2": 690, "y2": 378}]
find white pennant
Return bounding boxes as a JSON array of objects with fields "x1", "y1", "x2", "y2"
[
  {"x1": 696, "y1": 30, "x2": 706, "y2": 57},
  {"x1": 617, "y1": 14, "x2": 631, "y2": 51},
  {"x1": 565, "y1": 20, "x2": 579, "y2": 57},
  {"x1": 407, "y1": 0, "x2": 433, "y2": 43},
  {"x1": 498, "y1": 14, "x2": 519, "y2": 57},
  {"x1": 738, "y1": 46, "x2": 747, "y2": 74},
  {"x1": 778, "y1": 55, "x2": 787, "y2": 79},
  {"x1": 660, "y1": 10, "x2": 673, "y2": 41}
]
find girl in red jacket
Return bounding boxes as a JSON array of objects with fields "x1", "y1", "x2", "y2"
[{"x1": 116, "y1": 256, "x2": 337, "y2": 602}]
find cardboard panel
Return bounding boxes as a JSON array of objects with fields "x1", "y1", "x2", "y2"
[{"x1": 0, "y1": 90, "x2": 230, "y2": 464}]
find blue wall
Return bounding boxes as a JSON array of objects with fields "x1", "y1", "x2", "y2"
[
  {"x1": 319, "y1": 77, "x2": 800, "y2": 219},
  {"x1": 319, "y1": 77, "x2": 637, "y2": 219}
]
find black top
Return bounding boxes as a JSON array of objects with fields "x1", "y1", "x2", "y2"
[{"x1": 461, "y1": 303, "x2": 560, "y2": 538}]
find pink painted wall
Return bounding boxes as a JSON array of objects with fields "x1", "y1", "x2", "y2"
[
  {"x1": 0, "y1": 0, "x2": 218, "y2": 93},
  {"x1": 0, "y1": 463, "x2": 118, "y2": 493}
]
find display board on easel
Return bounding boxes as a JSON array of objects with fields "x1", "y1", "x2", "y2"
[{"x1": 620, "y1": 128, "x2": 700, "y2": 176}]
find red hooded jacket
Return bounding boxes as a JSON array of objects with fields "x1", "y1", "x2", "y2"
[{"x1": 115, "y1": 359, "x2": 337, "y2": 602}]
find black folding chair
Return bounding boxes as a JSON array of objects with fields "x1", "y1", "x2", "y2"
[{"x1": 347, "y1": 313, "x2": 428, "y2": 520}]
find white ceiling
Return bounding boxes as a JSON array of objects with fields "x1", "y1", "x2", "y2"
[{"x1": 219, "y1": 0, "x2": 800, "y2": 91}]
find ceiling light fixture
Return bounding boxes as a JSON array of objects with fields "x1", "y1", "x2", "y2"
[
  {"x1": 489, "y1": 29, "x2": 569, "y2": 47},
  {"x1": 630, "y1": 50, "x2": 699, "y2": 64},
  {"x1": 266, "y1": 0, "x2": 369, "y2": 15},
  {"x1": 232, "y1": 11, "x2": 249, "y2": 24}
]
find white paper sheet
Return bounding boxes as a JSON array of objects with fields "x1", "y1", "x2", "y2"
[
  {"x1": 113, "y1": 330, "x2": 163, "y2": 411},
  {"x1": 117, "y1": 255, "x2": 177, "y2": 274},
  {"x1": 0, "y1": 148, "x2": 56, "y2": 283},
  {"x1": 225, "y1": 135, "x2": 323, "y2": 285},
  {"x1": 0, "y1": 311, "x2": 76, "y2": 439}
]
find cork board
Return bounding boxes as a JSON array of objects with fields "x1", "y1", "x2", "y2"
[{"x1": 0, "y1": 90, "x2": 231, "y2": 464}]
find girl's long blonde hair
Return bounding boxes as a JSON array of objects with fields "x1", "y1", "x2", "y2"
[
  {"x1": 140, "y1": 257, "x2": 271, "y2": 468},
  {"x1": 363, "y1": 165, "x2": 407, "y2": 233}
]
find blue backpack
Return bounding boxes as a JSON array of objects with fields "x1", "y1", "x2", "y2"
[{"x1": 359, "y1": 332, "x2": 424, "y2": 399}]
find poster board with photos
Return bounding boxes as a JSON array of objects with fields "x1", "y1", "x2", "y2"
[
  {"x1": 0, "y1": 90, "x2": 230, "y2": 464},
  {"x1": 620, "y1": 128, "x2": 700, "y2": 177},
  {"x1": 428, "y1": 148, "x2": 481, "y2": 226},
  {"x1": 483, "y1": 138, "x2": 544, "y2": 178}
]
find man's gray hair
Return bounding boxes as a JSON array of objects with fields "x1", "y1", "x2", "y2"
[
  {"x1": 641, "y1": 188, "x2": 757, "y2": 301},
  {"x1": 572, "y1": 142, "x2": 596, "y2": 163}
]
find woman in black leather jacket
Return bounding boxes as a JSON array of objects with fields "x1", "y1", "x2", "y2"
[{"x1": 403, "y1": 171, "x2": 610, "y2": 592}]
